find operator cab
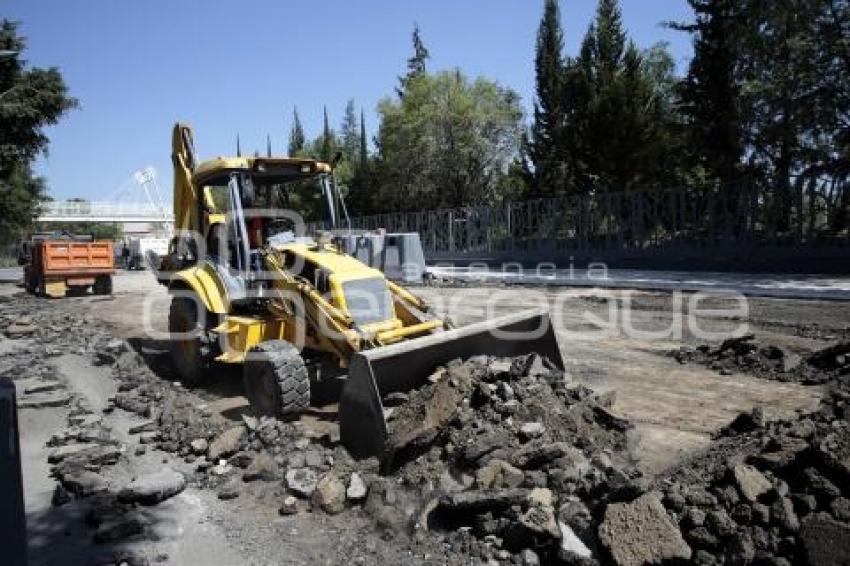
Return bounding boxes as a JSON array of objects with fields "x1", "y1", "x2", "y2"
[{"x1": 189, "y1": 157, "x2": 350, "y2": 304}]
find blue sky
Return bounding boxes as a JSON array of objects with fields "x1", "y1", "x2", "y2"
[{"x1": 4, "y1": 1, "x2": 694, "y2": 201}]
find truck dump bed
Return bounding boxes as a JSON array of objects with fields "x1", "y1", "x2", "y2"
[{"x1": 25, "y1": 240, "x2": 115, "y2": 297}]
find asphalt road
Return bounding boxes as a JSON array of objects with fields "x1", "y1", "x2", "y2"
[{"x1": 430, "y1": 266, "x2": 850, "y2": 301}]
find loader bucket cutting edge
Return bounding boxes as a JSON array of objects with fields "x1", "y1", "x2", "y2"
[{"x1": 339, "y1": 309, "x2": 563, "y2": 459}]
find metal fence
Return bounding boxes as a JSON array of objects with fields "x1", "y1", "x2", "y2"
[{"x1": 311, "y1": 183, "x2": 850, "y2": 263}]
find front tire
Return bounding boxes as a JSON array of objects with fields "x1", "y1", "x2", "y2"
[
  {"x1": 243, "y1": 340, "x2": 310, "y2": 418},
  {"x1": 168, "y1": 296, "x2": 215, "y2": 386},
  {"x1": 94, "y1": 275, "x2": 112, "y2": 295}
]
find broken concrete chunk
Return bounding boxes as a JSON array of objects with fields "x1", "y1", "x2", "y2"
[
  {"x1": 242, "y1": 452, "x2": 278, "y2": 482},
  {"x1": 286, "y1": 467, "x2": 319, "y2": 498},
  {"x1": 128, "y1": 421, "x2": 157, "y2": 434},
  {"x1": 598, "y1": 492, "x2": 692, "y2": 566},
  {"x1": 510, "y1": 441, "x2": 571, "y2": 469},
  {"x1": 117, "y1": 469, "x2": 186, "y2": 505},
  {"x1": 518, "y1": 422, "x2": 545, "y2": 441},
  {"x1": 311, "y1": 474, "x2": 346, "y2": 514},
  {"x1": 279, "y1": 495, "x2": 299, "y2": 515},
  {"x1": 559, "y1": 521, "x2": 592, "y2": 560},
  {"x1": 208, "y1": 426, "x2": 245, "y2": 461},
  {"x1": 475, "y1": 458, "x2": 525, "y2": 489},
  {"x1": 48, "y1": 442, "x2": 100, "y2": 464},
  {"x1": 732, "y1": 464, "x2": 772, "y2": 502},
  {"x1": 60, "y1": 470, "x2": 108, "y2": 497},
  {"x1": 18, "y1": 391, "x2": 72, "y2": 409},
  {"x1": 190, "y1": 438, "x2": 209, "y2": 455},
  {"x1": 346, "y1": 472, "x2": 368, "y2": 502},
  {"x1": 438, "y1": 488, "x2": 529, "y2": 513}
]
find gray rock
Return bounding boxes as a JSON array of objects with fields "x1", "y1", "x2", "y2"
[
  {"x1": 285, "y1": 467, "x2": 319, "y2": 498},
  {"x1": 18, "y1": 391, "x2": 72, "y2": 409},
  {"x1": 242, "y1": 452, "x2": 278, "y2": 482},
  {"x1": 217, "y1": 479, "x2": 241, "y2": 500},
  {"x1": 518, "y1": 422, "x2": 545, "y2": 440},
  {"x1": 732, "y1": 464, "x2": 772, "y2": 502},
  {"x1": 128, "y1": 421, "x2": 157, "y2": 434},
  {"x1": 60, "y1": 470, "x2": 108, "y2": 497},
  {"x1": 346, "y1": 472, "x2": 368, "y2": 501},
  {"x1": 311, "y1": 474, "x2": 345, "y2": 514},
  {"x1": 279, "y1": 495, "x2": 299, "y2": 515},
  {"x1": 208, "y1": 426, "x2": 245, "y2": 460},
  {"x1": 118, "y1": 469, "x2": 186, "y2": 505},
  {"x1": 475, "y1": 459, "x2": 525, "y2": 489},
  {"x1": 598, "y1": 491, "x2": 692, "y2": 566},
  {"x1": 24, "y1": 381, "x2": 62, "y2": 395},
  {"x1": 559, "y1": 521, "x2": 592, "y2": 560},
  {"x1": 190, "y1": 438, "x2": 208, "y2": 455},
  {"x1": 47, "y1": 442, "x2": 100, "y2": 463},
  {"x1": 439, "y1": 488, "x2": 528, "y2": 512},
  {"x1": 241, "y1": 414, "x2": 258, "y2": 430},
  {"x1": 770, "y1": 496, "x2": 799, "y2": 532},
  {"x1": 138, "y1": 431, "x2": 159, "y2": 444}
]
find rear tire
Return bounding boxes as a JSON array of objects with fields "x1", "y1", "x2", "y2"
[
  {"x1": 168, "y1": 296, "x2": 215, "y2": 386},
  {"x1": 243, "y1": 340, "x2": 310, "y2": 418}
]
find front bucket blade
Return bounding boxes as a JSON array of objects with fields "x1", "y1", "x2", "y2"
[{"x1": 339, "y1": 309, "x2": 563, "y2": 458}]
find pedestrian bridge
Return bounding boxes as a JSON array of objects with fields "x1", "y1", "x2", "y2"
[{"x1": 37, "y1": 201, "x2": 174, "y2": 223}]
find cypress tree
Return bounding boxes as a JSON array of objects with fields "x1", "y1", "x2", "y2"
[
  {"x1": 528, "y1": 0, "x2": 566, "y2": 196},
  {"x1": 321, "y1": 106, "x2": 332, "y2": 161},
  {"x1": 359, "y1": 108, "x2": 368, "y2": 169},
  {"x1": 288, "y1": 107, "x2": 305, "y2": 156}
]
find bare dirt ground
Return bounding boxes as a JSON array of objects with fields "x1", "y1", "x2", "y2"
[
  {"x1": 97, "y1": 273, "x2": 833, "y2": 474},
  {"x1": 4, "y1": 270, "x2": 848, "y2": 565}
]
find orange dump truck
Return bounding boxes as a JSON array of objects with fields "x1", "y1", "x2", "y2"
[{"x1": 23, "y1": 239, "x2": 114, "y2": 297}]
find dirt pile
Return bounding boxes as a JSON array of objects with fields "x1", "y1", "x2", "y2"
[
  {"x1": 653, "y1": 372, "x2": 850, "y2": 565},
  {"x1": 672, "y1": 334, "x2": 850, "y2": 384}
]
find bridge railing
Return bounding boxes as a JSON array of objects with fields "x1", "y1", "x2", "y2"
[{"x1": 38, "y1": 201, "x2": 173, "y2": 220}]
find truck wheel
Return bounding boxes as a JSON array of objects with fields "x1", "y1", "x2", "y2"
[
  {"x1": 94, "y1": 275, "x2": 112, "y2": 295},
  {"x1": 168, "y1": 296, "x2": 215, "y2": 386},
  {"x1": 243, "y1": 340, "x2": 310, "y2": 418}
]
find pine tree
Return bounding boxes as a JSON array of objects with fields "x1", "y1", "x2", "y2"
[
  {"x1": 288, "y1": 108, "x2": 305, "y2": 156},
  {"x1": 673, "y1": 0, "x2": 743, "y2": 187},
  {"x1": 528, "y1": 0, "x2": 567, "y2": 196},
  {"x1": 397, "y1": 23, "x2": 431, "y2": 96}
]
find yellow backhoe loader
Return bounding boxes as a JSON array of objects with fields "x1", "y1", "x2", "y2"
[{"x1": 157, "y1": 123, "x2": 564, "y2": 458}]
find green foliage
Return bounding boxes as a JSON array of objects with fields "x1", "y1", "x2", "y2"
[
  {"x1": 675, "y1": 0, "x2": 850, "y2": 233},
  {"x1": 375, "y1": 70, "x2": 524, "y2": 211},
  {"x1": 0, "y1": 20, "x2": 76, "y2": 246},
  {"x1": 0, "y1": 162, "x2": 46, "y2": 243}
]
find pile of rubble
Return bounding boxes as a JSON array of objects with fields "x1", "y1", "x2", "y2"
[
  {"x1": 653, "y1": 372, "x2": 850, "y2": 565},
  {"x1": 672, "y1": 334, "x2": 850, "y2": 384}
]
